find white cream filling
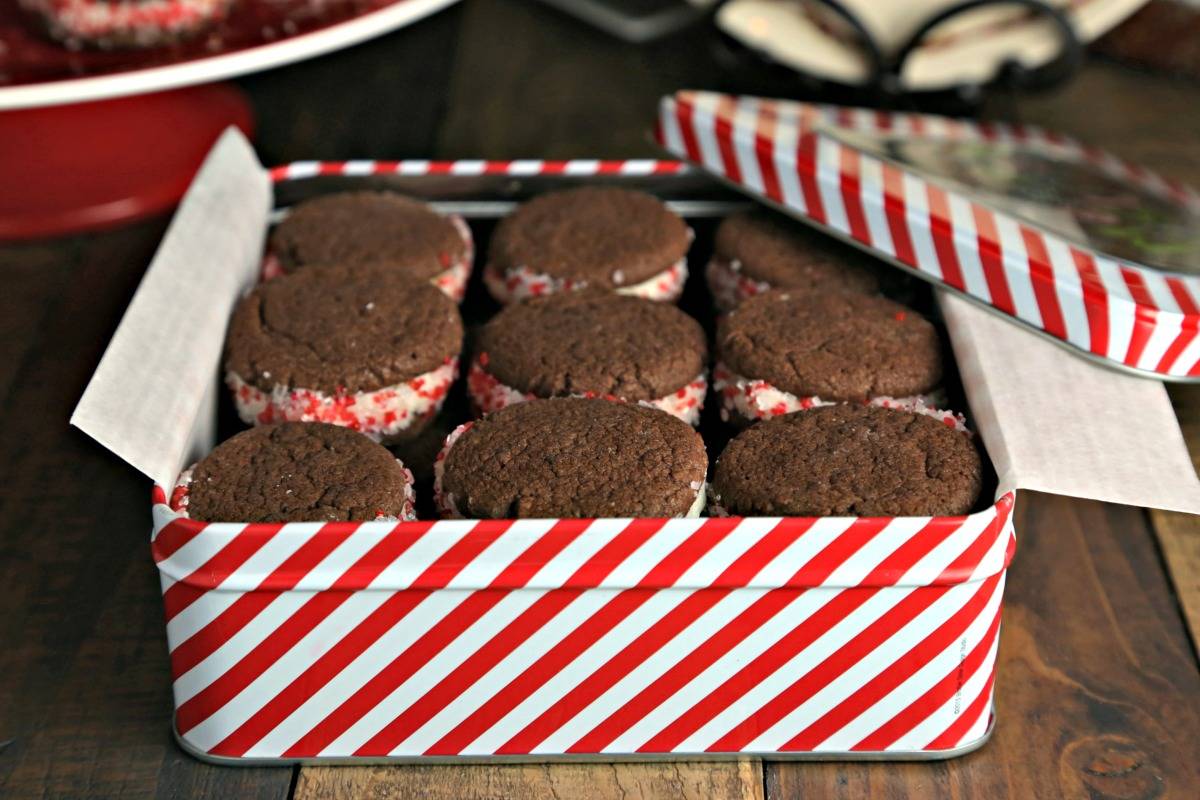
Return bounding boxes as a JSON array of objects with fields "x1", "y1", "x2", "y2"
[
  {"x1": 705, "y1": 256, "x2": 772, "y2": 311},
  {"x1": 713, "y1": 361, "x2": 970, "y2": 433},
  {"x1": 227, "y1": 358, "x2": 458, "y2": 442},
  {"x1": 467, "y1": 360, "x2": 706, "y2": 425},
  {"x1": 483, "y1": 257, "x2": 688, "y2": 305}
]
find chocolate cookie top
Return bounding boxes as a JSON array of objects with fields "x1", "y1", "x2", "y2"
[
  {"x1": 186, "y1": 423, "x2": 412, "y2": 522},
  {"x1": 440, "y1": 398, "x2": 707, "y2": 519},
  {"x1": 225, "y1": 263, "x2": 463, "y2": 395},
  {"x1": 717, "y1": 289, "x2": 942, "y2": 401},
  {"x1": 715, "y1": 210, "x2": 881, "y2": 294},
  {"x1": 712, "y1": 405, "x2": 982, "y2": 517},
  {"x1": 488, "y1": 187, "x2": 690, "y2": 288},
  {"x1": 269, "y1": 191, "x2": 467, "y2": 278},
  {"x1": 476, "y1": 289, "x2": 707, "y2": 400}
]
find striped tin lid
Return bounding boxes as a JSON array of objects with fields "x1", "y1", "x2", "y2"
[{"x1": 656, "y1": 91, "x2": 1200, "y2": 382}]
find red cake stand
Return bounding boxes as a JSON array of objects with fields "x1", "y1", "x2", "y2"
[{"x1": 0, "y1": 0, "x2": 459, "y2": 240}]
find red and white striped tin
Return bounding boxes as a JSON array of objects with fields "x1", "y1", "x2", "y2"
[
  {"x1": 155, "y1": 486, "x2": 1013, "y2": 762},
  {"x1": 133, "y1": 159, "x2": 1017, "y2": 764},
  {"x1": 656, "y1": 91, "x2": 1200, "y2": 381}
]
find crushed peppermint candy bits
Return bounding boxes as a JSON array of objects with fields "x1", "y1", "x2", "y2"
[
  {"x1": 715, "y1": 288, "x2": 947, "y2": 426},
  {"x1": 224, "y1": 263, "x2": 463, "y2": 442},
  {"x1": 19, "y1": 0, "x2": 234, "y2": 49}
]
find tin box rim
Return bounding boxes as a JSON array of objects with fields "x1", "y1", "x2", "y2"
[
  {"x1": 150, "y1": 486, "x2": 1016, "y2": 593},
  {"x1": 172, "y1": 713, "x2": 995, "y2": 766}
]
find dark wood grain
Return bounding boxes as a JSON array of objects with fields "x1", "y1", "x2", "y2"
[
  {"x1": 0, "y1": 219, "x2": 294, "y2": 800},
  {"x1": 2, "y1": 2, "x2": 1200, "y2": 797},
  {"x1": 295, "y1": 760, "x2": 764, "y2": 800},
  {"x1": 436, "y1": 0, "x2": 726, "y2": 158},
  {"x1": 235, "y1": 4, "x2": 464, "y2": 164}
]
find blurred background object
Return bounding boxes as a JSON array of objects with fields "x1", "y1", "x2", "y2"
[
  {"x1": 715, "y1": 0, "x2": 1146, "y2": 102},
  {"x1": 531, "y1": 0, "x2": 715, "y2": 42},
  {"x1": 1094, "y1": 0, "x2": 1200, "y2": 78},
  {"x1": 0, "y1": 0, "x2": 461, "y2": 240}
]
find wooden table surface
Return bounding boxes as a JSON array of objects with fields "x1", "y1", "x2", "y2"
[{"x1": 3, "y1": 2, "x2": 1200, "y2": 797}]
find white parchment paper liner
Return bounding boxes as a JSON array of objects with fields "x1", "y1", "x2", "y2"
[
  {"x1": 72, "y1": 130, "x2": 269, "y2": 490},
  {"x1": 72, "y1": 129, "x2": 1200, "y2": 515}
]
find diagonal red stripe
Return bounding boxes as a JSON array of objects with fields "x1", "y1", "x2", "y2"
[
  {"x1": 923, "y1": 658, "x2": 996, "y2": 751},
  {"x1": 153, "y1": 519, "x2": 205, "y2": 562},
  {"x1": 279, "y1": 519, "x2": 655, "y2": 758},
  {"x1": 161, "y1": 523, "x2": 284, "y2": 622},
  {"x1": 674, "y1": 98, "x2": 702, "y2": 163},
  {"x1": 925, "y1": 186, "x2": 965, "y2": 290},
  {"x1": 881, "y1": 163, "x2": 916, "y2": 269},
  {"x1": 753, "y1": 106, "x2": 783, "y2": 203},
  {"x1": 169, "y1": 523, "x2": 362, "y2": 678},
  {"x1": 1070, "y1": 249, "x2": 1110, "y2": 356},
  {"x1": 838, "y1": 147, "x2": 871, "y2": 245},
  {"x1": 1119, "y1": 267, "x2": 1159, "y2": 367},
  {"x1": 567, "y1": 518, "x2": 893, "y2": 753},
  {"x1": 1020, "y1": 227, "x2": 1067, "y2": 339},
  {"x1": 780, "y1": 572, "x2": 1002, "y2": 750},
  {"x1": 713, "y1": 95, "x2": 743, "y2": 184},
  {"x1": 1156, "y1": 277, "x2": 1200, "y2": 374},
  {"x1": 853, "y1": 601, "x2": 1002, "y2": 751},
  {"x1": 796, "y1": 133, "x2": 826, "y2": 224},
  {"x1": 971, "y1": 207, "x2": 1014, "y2": 315},
  {"x1": 639, "y1": 518, "x2": 965, "y2": 753}
]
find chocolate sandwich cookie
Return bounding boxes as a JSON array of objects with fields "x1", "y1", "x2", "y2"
[
  {"x1": 266, "y1": 191, "x2": 474, "y2": 301},
  {"x1": 435, "y1": 398, "x2": 708, "y2": 519},
  {"x1": 484, "y1": 187, "x2": 691, "y2": 304},
  {"x1": 20, "y1": 0, "x2": 234, "y2": 49},
  {"x1": 170, "y1": 422, "x2": 416, "y2": 523},
  {"x1": 707, "y1": 210, "x2": 882, "y2": 310},
  {"x1": 225, "y1": 263, "x2": 463, "y2": 442},
  {"x1": 711, "y1": 405, "x2": 983, "y2": 518},
  {"x1": 468, "y1": 289, "x2": 708, "y2": 424},
  {"x1": 714, "y1": 289, "x2": 955, "y2": 426}
]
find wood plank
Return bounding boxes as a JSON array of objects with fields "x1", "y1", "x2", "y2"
[
  {"x1": 768, "y1": 493, "x2": 1200, "y2": 799},
  {"x1": 1006, "y1": 59, "x2": 1200, "y2": 186},
  {"x1": 1151, "y1": 383, "x2": 1200, "y2": 660},
  {"x1": 435, "y1": 0, "x2": 725, "y2": 158},
  {"x1": 0, "y1": 222, "x2": 294, "y2": 800},
  {"x1": 0, "y1": 237, "x2": 78, "y2": 402},
  {"x1": 235, "y1": 4, "x2": 464, "y2": 165},
  {"x1": 295, "y1": 759, "x2": 763, "y2": 800},
  {"x1": 1151, "y1": 510, "x2": 1200, "y2": 657}
]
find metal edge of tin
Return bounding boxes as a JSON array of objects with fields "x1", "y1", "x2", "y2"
[{"x1": 172, "y1": 715, "x2": 994, "y2": 766}]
